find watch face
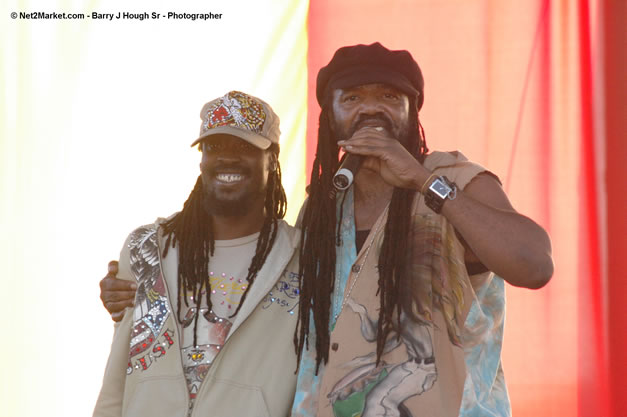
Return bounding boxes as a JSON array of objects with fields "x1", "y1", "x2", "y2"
[{"x1": 430, "y1": 179, "x2": 451, "y2": 198}]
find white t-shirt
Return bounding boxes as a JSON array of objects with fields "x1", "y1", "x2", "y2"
[{"x1": 164, "y1": 232, "x2": 259, "y2": 401}]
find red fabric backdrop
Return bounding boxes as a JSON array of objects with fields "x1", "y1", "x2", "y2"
[
  {"x1": 305, "y1": 1, "x2": 626, "y2": 416},
  {"x1": 604, "y1": 1, "x2": 627, "y2": 416}
]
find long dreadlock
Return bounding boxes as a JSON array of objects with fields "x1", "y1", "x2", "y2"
[
  {"x1": 296, "y1": 97, "x2": 428, "y2": 373},
  {"x1": 162, "y1": 144, "x2": 287, "y2": 347}
]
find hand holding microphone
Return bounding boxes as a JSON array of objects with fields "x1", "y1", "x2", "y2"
[
  {"x1": 333, "y1": 153, "x2": 363, "y2": 190},
  {"x1": 333, "y1": 126, "x2": 385, "y2": 190}
]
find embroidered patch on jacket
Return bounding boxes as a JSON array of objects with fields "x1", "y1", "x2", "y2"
[
  {"x1": 262, "y1": 271, "x2": 300, "y2": 315},
  {"x1": 201, "y1": 91, "x2": 266, "y2": 134},
  {"x1": 126, "y1": 225, "x2": 174, "y2": 374}
]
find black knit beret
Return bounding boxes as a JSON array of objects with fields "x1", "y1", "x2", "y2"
[{"x1": 316, "y1": 42, "x2": 425, "y2": 110}]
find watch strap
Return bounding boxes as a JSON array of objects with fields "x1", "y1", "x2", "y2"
[{"x1": 423, "y1": 176, "x2": 457, "y2": 213}]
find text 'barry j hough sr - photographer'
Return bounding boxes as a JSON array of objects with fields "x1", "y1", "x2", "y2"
[{"x1": 90, "y1": 11, "x2": 223, "y2": 21}]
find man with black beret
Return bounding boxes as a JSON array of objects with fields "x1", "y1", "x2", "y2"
[
  {"x1": 99, "y1": 43, "x2": 553, "y2": 417},
  {"x1": 292, "y1": 42, "x2": 553, "y2": 417}
]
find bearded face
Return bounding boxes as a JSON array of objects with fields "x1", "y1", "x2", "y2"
[
  {"x1": 330, "y1": 83, "x2": 412, "y2": 146},
  {"x1": 199, "y1": 135, "x2": 271, "y2": 217}
]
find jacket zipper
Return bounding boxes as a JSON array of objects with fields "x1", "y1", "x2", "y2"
[{"x1": 155, "y1": 230, "x2": 191, "y2": 414}]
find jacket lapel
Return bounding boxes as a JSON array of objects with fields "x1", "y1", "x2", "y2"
[{"x1": 227, "y1": 220, "x2": 299, "y2": 338}]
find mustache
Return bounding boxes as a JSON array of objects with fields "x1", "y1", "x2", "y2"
[{"x1": 348, "y1": 113, "x2": 394, "y2": 137}]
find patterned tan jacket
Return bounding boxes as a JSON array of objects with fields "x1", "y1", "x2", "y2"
[{"x1": 94, "y1": 219, "x2": 301, "y2": 417}]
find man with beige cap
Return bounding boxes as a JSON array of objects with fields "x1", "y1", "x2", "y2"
[{"x1": 93, "y1": 91, "x2": 300, "y2": 417}]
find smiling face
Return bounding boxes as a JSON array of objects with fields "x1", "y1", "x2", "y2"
[
  {"x1": 199, "y1": 134, "x2": 272, "y2": 217},
  {"x1": 331, "y1": 83, "x2": 411, "y2": 142}
]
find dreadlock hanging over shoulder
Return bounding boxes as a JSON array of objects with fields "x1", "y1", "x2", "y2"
[
  {"x1": 295, "y1": 97, "x2": 428, "y2": 373},
  {"x1": 295, "y1": 100, "x2": 340, "y2": 374},
  {"x1": 162, "y1": 144, "x2": 287, "y2": 347}
]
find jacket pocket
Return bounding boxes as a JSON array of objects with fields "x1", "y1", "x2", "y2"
[
  {"x1": 193, "y1": 379, "x2": 271, "y2": 417},
  {"x1": 122, "y1": 376, "x2": 188, "y2": 417}
]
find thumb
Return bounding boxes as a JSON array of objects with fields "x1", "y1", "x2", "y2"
[{"x1": 107, "y1": 260, "x2": 119, "y2": 275}]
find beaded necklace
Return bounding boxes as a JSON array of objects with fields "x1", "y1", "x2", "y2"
[{"x1": 332, "y1": 206, "x2": 388, "y2": 322}]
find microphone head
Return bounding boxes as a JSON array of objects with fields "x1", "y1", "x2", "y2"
[{"x1": 333, "y1": 168, "x2": 354, "y2": 190}]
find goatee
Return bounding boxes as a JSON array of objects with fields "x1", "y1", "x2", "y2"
[{"x1": 201, "y1": 184, "x2": 265, "y2": 218}]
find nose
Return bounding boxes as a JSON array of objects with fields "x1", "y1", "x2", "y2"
[
  {"x1": 200, "y1": 146, "x2": 241, "y2": 171},
  {"x1": 215, "y1": 148, "x2": 241, "y2": 162},
  {"x1": 358, "y1": 95, "x2": 386, "y2": 114}
]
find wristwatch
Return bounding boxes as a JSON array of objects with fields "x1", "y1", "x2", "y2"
[{"x1": 423, "y1": 176, "x2": 457, "y2": 213}]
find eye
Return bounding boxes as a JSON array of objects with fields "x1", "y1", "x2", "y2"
[
  {"x1": 236, "y1": 142, "x2": 257, "y2": 153},
  {"x1": 383, "y1": 93, "x2": 399, "y2": 100},
  {"x1": 201, "y1": 140, "x2": 259, "y2": 154},
  {"x1": 202, "y1": 142, "x2": 225, "y2": 152},
  {"x1": 342, "y1": 94, "x2": 360, "y2": 103}
]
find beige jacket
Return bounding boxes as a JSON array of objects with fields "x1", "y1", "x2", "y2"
[{"x1": 94, "y1": 219, "x2": 301, "y2": 417}]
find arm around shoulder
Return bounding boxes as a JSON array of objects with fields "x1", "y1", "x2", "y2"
[
  {"x1": 100, "y1": 227, "x2": 147, "y2": 321},
  {"x1": 93, "y1": 235, "x2": 139, "y2": 416}
]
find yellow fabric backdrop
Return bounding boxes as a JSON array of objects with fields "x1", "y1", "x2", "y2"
[{"x1": 0, "y1": 1, "x2": 308, "y2": 416}]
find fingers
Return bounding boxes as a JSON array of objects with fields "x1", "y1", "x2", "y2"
[
  {"x1": 349, "y1": 127, "x2": 390, "y2": 142},
  {"x1": 338, "y1": 135, "x2": 398, "y2": 157},
  {"x1": 338, "y1": 129, "x2": 427, "y2": 190},
  {"x1": 106, "y1": 299, "x2": 135, "y2": 314},
  {"x1": 100, "y1": 276, "x2": 136, "y2": 311},
  {"x1": 111, "y1": 311, "x2": 125, "y2": 323},
  {"x1": 340, "y1": 127, "x2": 396, "y2": 150},
  {"x1": 100, "y1": 276, "x2": 137, "y2": 292},
  {"x1": 100, "y1": 259, "x2": 137, "y2": 322},
  {"x1": 104, "y1": 290, "x2": 137, "y2": 303}
]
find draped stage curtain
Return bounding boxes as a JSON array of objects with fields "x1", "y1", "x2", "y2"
[{"x1": 306, "y1": 1, "x2": 625, "y2": 416}]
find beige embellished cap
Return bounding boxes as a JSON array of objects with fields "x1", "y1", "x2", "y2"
[{"x1": 191, "y1": 91, "x2": 281, "y2": 149}]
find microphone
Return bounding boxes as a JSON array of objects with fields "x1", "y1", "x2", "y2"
[
  {"x1": 333, "y1": 154, "x2": 364, "y2": 190},
  {"x1": 332, "y1": 126, "x2": 385, "y2": 191}
]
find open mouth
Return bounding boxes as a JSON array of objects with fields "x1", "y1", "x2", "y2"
[
  {"x1": 359, "y1": 124, "x2": 386, "y2": 132},
  {"x1": 352, "y1": 117, "x2": 393, "y2": 136},
  {"x1": 215, "y1": 173, "x2": 244, "y2": 183}
]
